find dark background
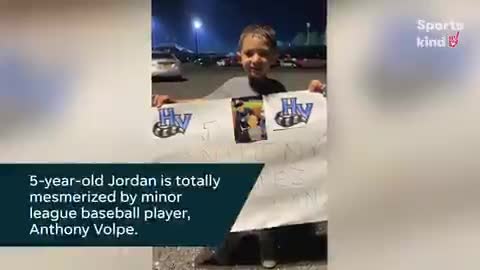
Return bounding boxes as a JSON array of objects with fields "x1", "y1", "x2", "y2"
[{"x1": 152, "y1": 0, "x2": 327, "y2": 53}]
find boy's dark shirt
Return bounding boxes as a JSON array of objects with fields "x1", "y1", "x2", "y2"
[{"x1": 204, "y1": 76, "x2": 287, "y2": 99}]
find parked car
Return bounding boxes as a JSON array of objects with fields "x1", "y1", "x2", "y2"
[
  {"x1": 280, "y1": 45, "x2": 327, "y2": 68},
  {"x1": 279, "y1": 54, "x2": 297, "y2": 67},
  {"x1": 194, "y1": 54, "x2": 224, "y2": 66},
  {"x1": 271, "y1": 58, "x2": 281, "y2": 68},
  {"x1": 279, "y1": 59, "x2": 297, "y2": 67},
  {"x1": 216, "y1": 55, "x2": 241, "y2": 67},
  {"x1": 194, "y1": 57, "x2": 217, "y2": 66},
  {"x1": 294, "y1": 57, "x2": 326, "y2": 68},
  {"x1": 216, "y1": 58, "x2": 227, "y2": 67},
  {"x1": 153, "y1": 45, "x2": 196, "y2": 63},
  {"x1": 151, "y1": 52, "x2": 182, "y2": 78},
  {"x1": 175, "y1": 52, "x2": 195, "y2": 63}
]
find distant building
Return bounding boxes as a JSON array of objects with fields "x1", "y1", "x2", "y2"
[
  {"x1": 153, "y1": 43, "x2": 194, "y2": 54},
  {"x1": 153, "y1": 43, "x2": 195, "y2": 62}
]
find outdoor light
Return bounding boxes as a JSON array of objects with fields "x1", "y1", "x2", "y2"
[
  {"x1": 193, "y1": 19, "x2": 202, "y2": 30},
  {"x1": 192, "y1": 18, "x2": 202, "y2": 55}
]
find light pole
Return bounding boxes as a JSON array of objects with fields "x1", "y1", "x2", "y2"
[
  {"x1": 193, "y1": 19, "x2": 202, "y2": 55},
  {"x1": 306, "y1": 22, "x2": 311, "y2": 46},
  {"x1": 151, "y1": 16, "x2": 157, "y2": 48}
]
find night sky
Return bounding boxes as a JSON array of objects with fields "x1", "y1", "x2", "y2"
[{"x1": 152, "y1": 0, "x2": 327, "y2": 53}]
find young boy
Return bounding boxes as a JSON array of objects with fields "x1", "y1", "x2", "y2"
[
  {"x1": 152, "y1": 24, "x2": 325, "y2": 106},
  {"x1": 153, "y1": 24, "x2": 325, "y2": 269}
]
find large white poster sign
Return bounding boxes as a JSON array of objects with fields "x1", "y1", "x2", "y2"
[{"x1": 152, "y1": 91, "x2": 328, "y2": 232}]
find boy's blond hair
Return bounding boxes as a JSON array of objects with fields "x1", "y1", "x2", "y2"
[{"x1": 238, "y1": 24, "x2": 278, "y2": 52}]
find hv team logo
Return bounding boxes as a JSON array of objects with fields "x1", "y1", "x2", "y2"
[
  {"x1": 153, "y1": 108, "x2": 192, "y2": 138},
  {"x1": 275, "y1": 97, "x2": 313, "y2": 128}
]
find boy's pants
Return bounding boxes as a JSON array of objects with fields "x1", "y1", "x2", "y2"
[{"x1": 212, "y1": 230, "x2": 276, "y2": 264}]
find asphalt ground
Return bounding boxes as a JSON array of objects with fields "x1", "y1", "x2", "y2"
[{"x1": 152, "y1": 63, "x2": 327, "y2": 99}]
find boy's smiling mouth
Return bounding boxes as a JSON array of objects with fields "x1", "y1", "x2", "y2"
[
  {"x1": 250, "y1": 66, "x2": 263, "y2": 73},
  {"x1": 249, "y1": 68, "x2": 264, "y2": 77}
]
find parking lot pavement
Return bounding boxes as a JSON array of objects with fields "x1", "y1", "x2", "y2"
[
  {"x1": 152, "y1": 64, "x2": 327, "y2": 99},
  {"x1": 153, "y1": 247, "x2": 327, "y2": 270}
]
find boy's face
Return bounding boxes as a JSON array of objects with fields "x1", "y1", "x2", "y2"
[{"x1": 238, "y1": 34, "x2": 277, "y2": 79}]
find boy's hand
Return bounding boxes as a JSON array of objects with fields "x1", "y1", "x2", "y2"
[
  {"x1": 152, "y1": 95, "x2": 175, "y2": 108},
  {"x1": 308, "y1": 80, "x2": 327, "y2": 95}
]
